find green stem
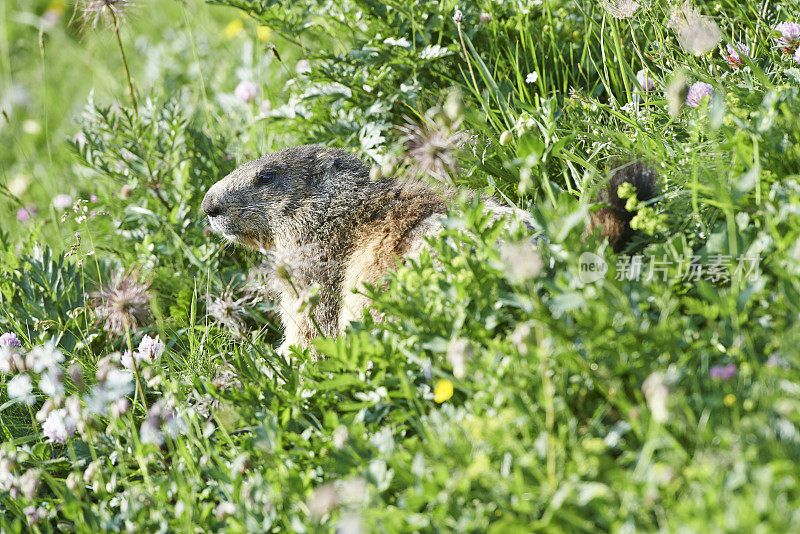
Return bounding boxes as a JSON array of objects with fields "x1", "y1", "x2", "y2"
[
  {"x1": 125, "y1": 326, "x2": 148, "y2": 412},
  {"x1": 109, "y1": 10, "x2": 138, "y2": 117}
]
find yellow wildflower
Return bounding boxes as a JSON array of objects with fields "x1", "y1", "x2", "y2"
[
  {"x1": 434, "y1": 379, "x2": 453, "y2": 403},
  {"x1": 257, "y1": 26, "x2": 271, "y2": 42},
  {"x1": 223, "y1": 19, "x2": 243, "y2": 39},
  {"x1": 724, "y1": 394, "x2": 736, "y2": 406},
  {"x1": 47, "y1": 0, "x2": 67, "y2": 13}
]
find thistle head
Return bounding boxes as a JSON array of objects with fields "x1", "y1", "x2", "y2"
[
  {"x1": 92, "y1": 269, "x2": 151, "y2": 335},
  {"x1": 71, "y1": 0, "x2": 136, "y2": 33}
]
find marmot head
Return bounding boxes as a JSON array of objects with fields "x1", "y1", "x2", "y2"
[{"x1": 202, "y1": 145, "x2": 370, "y2": 250}]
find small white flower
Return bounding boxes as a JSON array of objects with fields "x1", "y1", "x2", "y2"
[
  {"x1": 332, "y1": 426, "x2": 349, "y2": 449},
  {"x1": 23, "y1": 506, "x2": 46, "y2": 527},
  {"x1": 234, "y1": 81, "x2": 259, "y2": 104},
  {"x1": 52, "y1": 194, "x2": 73, "y2": 210},
  {"x1": 105, "y1": 368, "x2": 133, "y2": 392},
  {"x1": 140, "y1": 414, "x2": 164, "y2": 446},
  {"x1": 452, "y1": 9, "x2": 463, "y2": 24},
  {"x1": 138, "y1": 334, "x2": 165, "y2": 361},
  {"x1": 215, "y1": 502, "x2": 236, "y2": 521},
  {"x1": 526, "y1": 71, "x2": 539, "y2": 84},
  {"x1": 26, "y1": 341, "x2": 64, "y2": 373},
  {"x1": 0, "y1": 332, "x2": 21, "y2": 349},
  {"x1": 19, "y1": 469, "x2": 40, "y2": 500},
  {"x1": 42, "y1": 409, "x2": 76, "y2": 444},
  {"x1": 295, "y1": 59, "x2": 311, "y2": 74},
  {"x1": 0, "y1": 457, "x2": 15, "y2": 491},
  {"x1": 39, "y1": 369, "x2": 65, "y2": 400},
  {"x1": 119, "y1": 350, "x2": 140, "y2": 370},
  {"x1": 0, "y1": 347, "x2": 14, "y2": 374},
  {"x1": 308, "y1": 483, "x2": 338, "y2": 518},
  {"x1": 7, "y1": 374, "x2": 35, "y2": 405},
  {"x1": 110, "y1": 397, "x2": 130, "y2": 418}
]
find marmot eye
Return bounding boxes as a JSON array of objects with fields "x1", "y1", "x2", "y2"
[{"x1": 258, "y1": 172, "x2": 275, "y2": 184}]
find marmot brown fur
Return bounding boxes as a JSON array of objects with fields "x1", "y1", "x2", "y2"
[{"x1": 202, "y1": 145, "x2": 656, "y2": 352}]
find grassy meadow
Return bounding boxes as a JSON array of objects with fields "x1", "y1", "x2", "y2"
[{"x1": 2, "y1": 0, "x2": 800, "y2": 531}]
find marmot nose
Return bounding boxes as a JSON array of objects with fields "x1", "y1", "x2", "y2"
[{"x1": 202, "y1": 192, "x2": 223, "y2": 217}]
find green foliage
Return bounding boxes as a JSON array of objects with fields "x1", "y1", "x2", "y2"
[{"x1": 2, "y1": 0, "x2": 800, "y2": 532}]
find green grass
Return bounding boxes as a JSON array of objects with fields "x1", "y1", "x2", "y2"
[{"x1": 2, "y1": 0, "x2": 800, "y2": 531}]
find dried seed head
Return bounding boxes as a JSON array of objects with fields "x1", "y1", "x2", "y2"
[
  {"x1": 72, "y1": 0, "x2": 136, "y2": 34},
  {"x1": 206, "y1": 288, "x2": 249, "y2": 338},
  {"x1": 669, "y1": 1, "x2": 721, "y2": 56},
  {"x1": 92, "y1": 269, "x2": 151, "y2": 335},
  {"x1": 601, "y1": 0, "x2": 640, "y2": 19},
  {"x1": 398, "y1": 115, "x2": 469, "y2": 185}
]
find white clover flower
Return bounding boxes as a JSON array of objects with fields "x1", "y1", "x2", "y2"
[
  {"x1": 52, "y1": 194, "x2": 73, "y2": 210},
  {"x1": 0, "y1": 347, "x2": 14, "y2": 374},
  {"x1": 36, "y1": 400, "x2": 54, "y2": 422},
  {"x1": 39, "y1": 369, "x2": 65, "y2": 400},
  {"x1": 0, "y1": 332, "x2": 21, "y2": 349},
  {"x1": 19, "y1": 469, "x2": 39, "y2": 500},
  {"x1": 332, "y1": 425, "x2": 349, "y2": 449},
  {"x1": 0, "y1": 457, "x2": 15, "y2": 492},
  {"x1": 104, "y1": 369, "x2": 133, "y2": 395},
  {"x1": 8, "y1": 374, "x2": 35, "y2": 405},
  {"x1": 85, "y1": 365, "x2": 133, "y2": 415},
  {"x1": 65, "y1": 395, "x2": 82, "y2": 421},
  {"x1": 83, "y1": 460, "x2": 100, "y2": 485},
  {"x1": 525, "y1": 71, "x2": 539, "y2": 84},
  {"x1": 138, "y1": 334, "x2": 165, "y2": 361},
  {"x1": 140, "y1": 413, "x2": 164, "y2": 446},
  {"x1": 339, "y1": 477, "x2": 368, "y2": 505},
  {"x1": 140, "y1": 400, "x2": 185, "y2": 445},
  {"x1": 42, "y1": 408, "x2": 76, "y2": 444},
  {"x1": 119, "y1": 350, "x2": 141, "y2": 370},
  {"x1": 234, "y1": 80, "x2": 259, "y2": 104},
  {"x1": 110, "y1": 397, "x2": 130, "y2": 418},
  {"x1": 308, "y1": 483, "x2": 338, "y2": 518},
  {"x1": 215, "y1": 502, "x2": 237, "y2": 521},
  {"x1": 23, "y1": 506, "x2": 46, "y2": 527},
  {"x1": 26, "y1": 341, "x2": 64, "y2": 373}
]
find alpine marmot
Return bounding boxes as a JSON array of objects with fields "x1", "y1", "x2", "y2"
[{"x1": 202, "y1": 145, "x2": 657, "y2": 353}]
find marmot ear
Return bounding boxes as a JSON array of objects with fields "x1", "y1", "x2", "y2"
[{"x1": 318, "y1": 154, "x2": 344, "y2": 181}]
